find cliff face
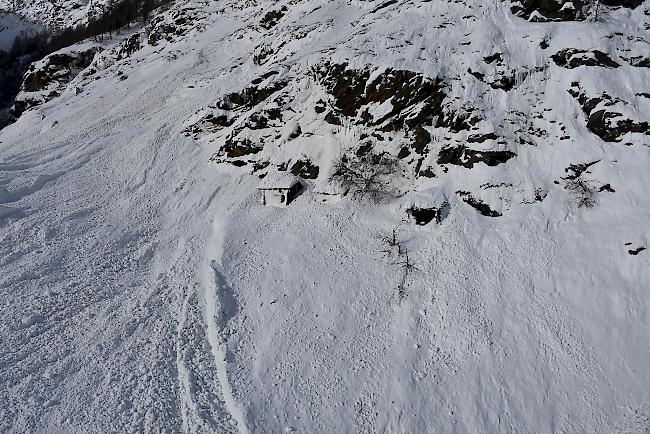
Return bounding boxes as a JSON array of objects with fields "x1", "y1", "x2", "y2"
[
  {"x1": 0, "y1": 0, "x2": 649, "y2": 433},
  {"x1": 10, "y1": 44, "x2": 101, "y2": 119}
]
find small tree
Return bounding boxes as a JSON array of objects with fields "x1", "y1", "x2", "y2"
[
  {"x1": 333, "y1": 152, "x2": 404, "y2": 202},
  {"x1": 566, "y1": 177, "x2": 596, "y2": 208},
  {"x1": 393, "y1": 248, "x2": 420, "y2": 305}
]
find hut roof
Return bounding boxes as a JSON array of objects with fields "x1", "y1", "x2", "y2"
[{"x1": 257, "y1": 171, "x2": 300, "y2": 190}]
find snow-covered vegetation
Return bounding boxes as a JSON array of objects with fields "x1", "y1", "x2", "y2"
[{"x1": 0, "y1": 0, "x2": 649, "y2": 432}]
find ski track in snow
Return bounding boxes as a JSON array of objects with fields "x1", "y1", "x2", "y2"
[
  {"x1": 0, "y1": 17, "x2": 248, "y2": 431},
  {"x1": 1, "y1": 0, "x2": 649, "y2": 432}
]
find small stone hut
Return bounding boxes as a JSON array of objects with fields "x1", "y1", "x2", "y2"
[{"x1": 258, "y1": 172, "x2": 301, "y2": 207}]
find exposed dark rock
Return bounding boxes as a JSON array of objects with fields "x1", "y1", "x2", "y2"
[
  {"x1": 324, "y1": 111, "x2": 342, "y2": 125},
  {"x1": 417, "y1": 167, "x2": 436, "y2": 178},
  {"x1": 251, "y1": 71, "x2": 279, "y2": 86},
  {"x1": 314, "y1": 100, "x2": 327, "y2": 113},
  {"x1": 626, "y1": 56, "x2": 650, "y2": 68},
  {"x1": 398, "y1": 147, "x2": 411, "y2": 159},
  {"x1": 313, "y1": 62, "x2": 447, "y2": 149},
  {"x1": 290, "y1": 160, "x2": 320, "y2": 179},
  {"x1": 437, "y1": 146, "x2": 515, "y2": 168},
  {"x1": 534, "y1": 189, "x2": 548, "y2": 202},
  {"x1": 511, "y1": 0, "x2": 642, "y2": 22},
  {"x1": 586, "y1": 109, "x2": 649, "y2": 142},
  {"x1": 568, "y1": 84, "x2": 650, "y2": 142},
  {"x1": 600, "y1": 0, "x2": 644, "y2": 8},
  {"x1": 260, "y1": 6, "x2": 288, "y2": 30},
  {"x1": 289, "y1": 124, "x2": 302, "y2": 139},
  {"x1": 114, "y1": 33, "x2": 143, "y2": 61},
  {"x1": 628, "y1": 246, "x2": 646, "y2": 255},
  {"x1": 468, "y1": 68, "x2": 486, "y2": 81},
  {"x1": 11, "y1": 46, "x2": 100, "y2": 119},
  {"x1": 21, "y1": 50, "x2": 98, "y2": 93},
  {"x1": 564, "y1": 160, "x2": 599, "y2": 180},
  {"x1": 598, "y1": 184, "x2": 615, "y2": 192},
  {"x1": 437, "y1": 110, "x2": 476, "y2": 132},
  {"x1": 468, "y1": 66, "x2": 542, "y2": 92},
  {"x1": 467, "y1": 132, "x2": 499, "y2": 143},
  {"x1": 356, "y1": 142, "x2": 372, "y2": 157},
  {"x1": 407, "y1": 204, "x2": 449, "y2": 225},
  {"x1": 483, "y1": 53, "x2": 503, "y2": 64},
  {"x1": 457, "y1": 191, "x2": 502, "y2": 217},
  {"x1": 552, "y1": 49, "x2": 620, "y2": 69},
  {"x1": 510, "y1": 0, "x2": 587, "y2": 21},
  {"x1": 225, "y1": 79, "x2": 289, "y2": 110},
  {"x1": 222, "y1": 136, "x2": 261, "y2": 158},
  {"x1": 147, "y1": 6, "x2": 203, "y2": 46},
  {"x1": 412, "y1": 128, "x2": 431, "y2": 154},
  {"x1": 370, "y1": 0, "x2": 399, "y2": 14}
]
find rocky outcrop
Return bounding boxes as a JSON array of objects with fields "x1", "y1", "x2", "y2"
[
  {"x1": 510, "y1": 0, "x2": 644, "y2": 21},
  {"x1": 290, "y1": 160, "x2": 320, "y2": 179},
  {"x1": 467, "y1": 66, "x2": 544, "y2": 91},
  {"x1": 10, "y1": 45, "x2": 100, "y2": 119},
  {"x1": 569, "y1": 83, "x2": 650, "y2": 142},
  {"x1": 626, "y1": 56, "x2": 650, "y2": 68},
  {"x1": 313, "y1": 62, "x2": 448, "y2": 154},
  {"x1": 456, "y1": 191, "x2": 502, "y2": 217},
  {"x1": 510, "y1": 0, "x2": 588, "y2": 21},
  {"x1": 259, "y1": 6, "x2": 288, "y2": 30},
  {"x1": 186, "y1": 63, "x2": 475, "y2": 170},
  {"x1": 552, "y1": 49, "x2": 620, "y2": 69},
  {"x1": 600, "y1": 0, "x2": 645, "y2": 7},
  {"x1": 437, "y1": 145, "x2": 515, "y2": 169},
  {"x1": 147, "y1": 4, "x2": 205, "y2": 46}
]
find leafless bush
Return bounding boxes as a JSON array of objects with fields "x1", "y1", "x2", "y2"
[
  {"x1": 333, "y1": 152, "x2": 404, "y2": 203},
  {"x1": 566, "y1": 177, "x2": 596, "y2": 208},
  {"x1": 380, "y1": 227, "x2": 402, "y2": 256}
]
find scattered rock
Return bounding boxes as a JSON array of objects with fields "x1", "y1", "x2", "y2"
[
  {"x1": 511, "y1": 0, "x2": 588, "y2": 22},
  {"x1": 552, "y1": 48, "x2": 620, "y2": 69},
  {"x1": 260, "y1": 6, "x2": 288, "y2": 30},
  {"x1": 290, "y1": 160, "x2": 320, "y2": 179},
  {"x1": 456, "y1": 191, "x2": 502, "y2": 217},
  {"x1": 568, "y1": 83, "x2": 650, "y2": 142},
  {"x1": 406, "y1": 203, "x2": 449, "y2": 225},
  {"x1": 598, "y1": 183, "x2": 615, "y2": 192},
  {"x1": 11, "y1": 46, "x2": 101, "y2": 119},
  {"x1": 628, "y1": 246, "x2": 646, "y2": 255},
  {"x1": 437, "y1": 146, "x2": 515, "y2": 168}
]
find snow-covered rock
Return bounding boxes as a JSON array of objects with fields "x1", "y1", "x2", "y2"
[
  {"x1": 0, "y1": 0, "x2": 111, "y2": 30},
  {"x1": 10, "y1": 43, "x2": 101, "y2": 119},
  {"x1": 0, "y1": 0, "x2": 649, "y2": 432}
]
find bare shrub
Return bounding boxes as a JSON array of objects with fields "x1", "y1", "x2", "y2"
[
  {"x1": 566, "y1": 177, "x2": 596, "y2": 208},
  {"x1": 333, "y1": 152, "x2": 405, "y2": 203}
]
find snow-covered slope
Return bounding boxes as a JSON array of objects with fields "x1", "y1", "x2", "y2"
[
  {"x1": 0, "y1": 0, "x2": 105, "y2": 30},
  {"x1": 0, "y1": 11, "x2": 43, "y2": 50},
  {"x1": 1, "y1": 0, "x2": 649, "y2": 432}
]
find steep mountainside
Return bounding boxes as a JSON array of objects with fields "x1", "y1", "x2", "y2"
[
  {"x1": 0, "y1": 0, "x2": 107, "y2": 30},
  {"x1": 0, "y1": 0, "x2": 649, "y2": 432}
]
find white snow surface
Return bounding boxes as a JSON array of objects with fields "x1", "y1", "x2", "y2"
[
  {"x1": 1, "y1": 0, "x2": 650, "y2": 432},
  {"x1": 258, "y1": 171, "x2": 300, "y2": 190},
  {"x1": 0, "y1": 0, "x2": 106, "y2": 30}
]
